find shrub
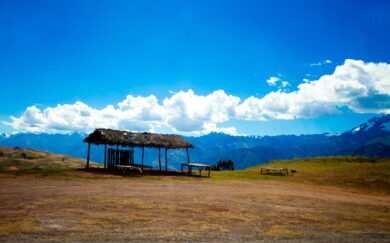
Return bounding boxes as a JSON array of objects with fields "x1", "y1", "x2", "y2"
[{"x1": 212, "y1": 159, "x2": 235, "y2": 171}]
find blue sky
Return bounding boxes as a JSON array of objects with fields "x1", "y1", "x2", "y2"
[{"x1": 1, "y1": 0, "x2": 390, "y2": 135}]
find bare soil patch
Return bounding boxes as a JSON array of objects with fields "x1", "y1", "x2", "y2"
[{"x1": 0, "y1": 172, "x2": 389, "y2": 242}]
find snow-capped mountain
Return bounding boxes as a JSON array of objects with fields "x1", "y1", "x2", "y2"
[
  {"x1": 337, "y1": 115, "x2": 390, "y2": 157},
  {"x1": 349, "y1": 115, "x2": 390, "y2": 135}
]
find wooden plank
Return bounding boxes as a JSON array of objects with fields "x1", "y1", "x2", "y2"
[
  {"x1": 86, "y1": 142, "x2": 91, "y2": 169},
  {"x1": 115, "y1": 165, "x2": 143, "y2": 173},
  {"x1": 180, "y1": 163, "x2": 211, "y2": 177},
  {"x1": 186, "y1": 148, "x2": 190, "y2": 164},
  {"x1": 260, "y1": 167, "x2": 289, "y2": 176}
]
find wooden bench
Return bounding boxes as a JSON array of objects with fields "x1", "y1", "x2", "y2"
[
  {"x1": 115, "y1": 165, "x2": 144, "y2": 174},
  {"x1": 260, "y1": 167, "x2": 289, "y2": 176},
  {"x1": 181, "y1": 163, "x2": 211, "y2": 177}
]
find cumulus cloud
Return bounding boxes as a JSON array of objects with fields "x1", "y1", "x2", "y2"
[
  {"x1": 236, "y1": 59, "x2": 390, "y2": 119},
  {"x1": 4, "y1": 90, "x2": 241, "y2": 135},
  {"x1": 4, "y1": 59, "x2": 390, "y2": 134},
  {"x1": 163, "y1": 90, "x2": 240, "y2": 134},
  {"x1": 5, "y1": 100, "x2": 162, "y2": 133}
]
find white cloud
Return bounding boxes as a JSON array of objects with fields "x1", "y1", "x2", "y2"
[
  {"x1": 310, "y1": 59, "x2": 333, "y2": 66},
  {"x1": 4, "y1": 90, "x2": 241, "y2": 135},
  {"x1": 266, "y1": 76, "x2": 280, "y2": 86},
  {"x1": 267, "y1": 75, "x2": 289, "y2": 89},
  {"x1": 310, "y1": 62, "x2": 322, "y2": 67},
  {"x1": 163, "y1": 90, "x2": 240, "y2": 134},
  {"x1": 236, "y1": 59, "x2": 390, "y2": 119},
  {"x1": 281, "y1": 81, "x2": 290, "y2": 87},
  {"x1": 4, "y1": 59, "x2": 390, "y2": 134},
  {"x1": 118, "y1": 95, "x2": 165, "y2": 121}
]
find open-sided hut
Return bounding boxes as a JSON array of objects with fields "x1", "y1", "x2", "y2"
[{"x1": 83, "y1": 128, "x2": 194, "y2": 171}]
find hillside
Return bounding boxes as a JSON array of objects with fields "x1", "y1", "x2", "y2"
[
  {"x1": 1, "y1": 146, "x2": 388, "y2": 194},
  {"x1": 0, "y1": 147, "x2": 97, "y2": 172},
  {"x1": 213, "y1": 156, "x2": 390, "y2": 194}
]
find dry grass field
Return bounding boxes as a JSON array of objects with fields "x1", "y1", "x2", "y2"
[{"x1": 0, "y1": 147, "x2": 389, "y2": 242}]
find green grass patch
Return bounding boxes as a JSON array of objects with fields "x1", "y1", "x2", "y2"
[
  {"x1": 210, "y1": 156, "x2": 390, "y2": 193},
  {"x1": 1, "y1": 146, "x2": 389, "y2": 193}
]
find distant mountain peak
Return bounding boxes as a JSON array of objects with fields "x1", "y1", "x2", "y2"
[
  {"x1": 349, "y1": 114, "x2": 390, "y2": 135},
  {"x1": 1, "y1": 114, "x2": 389, "y2": 169}
]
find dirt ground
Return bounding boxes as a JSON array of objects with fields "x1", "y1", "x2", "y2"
[{"x1": 0, "y1": 171, "x2": 389, "y2": 242}]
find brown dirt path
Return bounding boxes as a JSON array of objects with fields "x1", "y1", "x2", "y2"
[{"x1": 0, "y1": 173, "x2": 389, "y2": 242}]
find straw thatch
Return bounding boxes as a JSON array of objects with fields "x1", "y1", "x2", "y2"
[{"x1": 83, "y1": 128, "x2": 193, "y2": 149}]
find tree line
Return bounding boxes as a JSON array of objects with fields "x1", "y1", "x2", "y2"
[{"x1": 211, "y1": 159, "x2": 234, "y2": 171}]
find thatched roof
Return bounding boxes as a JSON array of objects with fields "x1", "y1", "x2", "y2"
[{"x1": 83, "y1": 128, "x2": 193, "y2": 149}]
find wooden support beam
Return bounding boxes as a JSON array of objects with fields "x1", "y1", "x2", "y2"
[
  {"x1": 107, "y1": 148, "x2": 110, "y2": 169},
  {"x1": 141, "y1": 146, "x2": 144, "y2": 170},
  {"x1": 104, "y1": 144, "x2": 107, "y2": 169},
  {"x1": 116, "y1": 145, "x2": 119, "y2": 165},
  {"x1": 186, "y1": 147, "x2": 190, "y2": 164},
  {"x1": 158, "y1": 147, "x2": 162, "y2": 172},
  {"x1": 132, "y1": 147, "x2": 134, "y2": 164},
  {"x1": 86, "y1": 142, "x2": 91, "y2": 169},
  {"x1": 165, "y1": 148, "x2": 168, "y2": 172}
]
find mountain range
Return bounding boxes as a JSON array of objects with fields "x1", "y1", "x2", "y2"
[{"x1": 1, "y1": 115, "x2": 389, "y2": 170}]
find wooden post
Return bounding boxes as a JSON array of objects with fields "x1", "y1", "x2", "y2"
[
  {"x1": 165, "y1": 148, "x2": 168, "y2": 172},
  {"x1": 186, "y1": 147, "x2": 190, "y2": 164},
  {"x1": 107, "y1": 149, "x2": 111, "y2": 169},
  {"x1": 131, "y1": 147, "x2": 134, "y2": 164},
  {"x1": 116, "y1": 145, "x2": 119, "y2": 166},
  {"x1": 109, "y1": 148, "x2": 111, "y2": 169},
  {"x1": 86, "y1": 142, "x2": 91, "y2": 169},
  {"x1": 107, "y1": 149, "x2": 110, "y2": 169},
  {"x1": 158, "y1": 147, "x2": 162, "y2": 172},
  {"x1": 104, "y1": 144, "x2": 107, "y2": 169},
  {"x1": 141, "y1": 146, "x2": 144, "y2": 170}
]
